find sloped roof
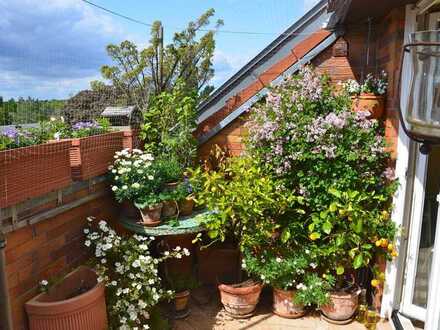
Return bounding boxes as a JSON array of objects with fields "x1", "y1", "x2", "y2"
[
  {"x1": 102, "y1": 106, "x2": 136, "y2": 117},
  {"x1": 196, "y1": 0, "x2": 338, "y2": 143}
]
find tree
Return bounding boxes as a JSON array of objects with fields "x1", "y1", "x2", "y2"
[
  {"x1": 0, "y1": 98, "x2": 17, "y2": 125},
  {"x1": 62, "y1": 85, "x2": 127, "y2": 124},
  {"x1": 99, "y1": 9, "x2": 223, "y2": 110}
]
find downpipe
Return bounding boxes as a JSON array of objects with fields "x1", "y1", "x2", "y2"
[{"x1": 0, "y1": 230, "x2": 13, "y2": 330}]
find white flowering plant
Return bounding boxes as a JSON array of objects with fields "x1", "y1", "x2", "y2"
[
  {"x1": 84, "y1": 218, "x2": 190, "y2": 329},
  {"x1": 109, "y1": 149, "x2": 163, "y2": 205},
  {"x1": 342, "y1": 71, "x2": 388, "y2": 96}
]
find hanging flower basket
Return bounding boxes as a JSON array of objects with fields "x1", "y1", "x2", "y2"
[
  {"x1": 351, "y1": 93, "x2": 385, "y2": 119},
  {"x1": 69, "y1": 131, "x2": 124, "y2": 181},
  {"x1": 0, "y1": 141, "x2": 72, "y2": 208}
]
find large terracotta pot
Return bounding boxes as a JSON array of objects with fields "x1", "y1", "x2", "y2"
[
  {"x1": 138, "y1": 203, "x2": 163, "y2": 226},
  {"x1": 69, "y1": 131, "x2": 124, "y2": 181},
  {"x1": 178, "y1": 197, "x2": 195, "y2": 216},
  {"x1": 175, "y1": 290, "x2": 190, "y2": 312},
  {"x1": 218, "y1": 281, "x2": 263, "y2": 318},
  {"x1": 273, "y1": 288, "x2": 305, "y2": 319},
  {"x1": 25, "y1": 266, "x2": 107, "y2": 330},
  {"x1": 162, "y1": 200, "x2": 178, "y2": 218},
  {"x1": 321, "y1": 288, "x2": 360, "y2": 324},
  {"x1": 351, "y1": 93, "x2": 385, "y2": 119},
  {"x1": 0, "y1": 141, "x2": 72, "y2": 208}
]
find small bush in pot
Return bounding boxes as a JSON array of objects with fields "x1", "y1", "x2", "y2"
[
  {"x1": 195, "y1": 155, "x2": 304, "y2": 318},
  {"x1": 84, "y1": 217, "x2": 187, "y2": 329},
  {"x1": 166, "y1": 274, "x2": 198, "y2": 318}
]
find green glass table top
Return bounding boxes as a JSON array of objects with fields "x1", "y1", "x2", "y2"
[{"x1": 119, "y1": 210, "x2": 208, "y2": 236}]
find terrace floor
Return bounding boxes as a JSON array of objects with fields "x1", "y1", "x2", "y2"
[{"x1": 173, "y1": 286, "x2": 392, "y2": 330}]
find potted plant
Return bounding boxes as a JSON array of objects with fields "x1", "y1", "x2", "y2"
[
  {"x1": 0, "y1": 125, "x2": 72, "y2": 208},
  {"x1": 84, "y1": 217, "x2": 188, "y2": 329},
  {"x1": 195, "y1": 155, "x2": 302, "y2": 318},
  {"x1": 308, "y1": 188, "x2": 398, "y2": 324},
  {"x1": 110, "y1": 149, "x2": 155, "y2": 219},
  {"x1": 246, "y1": 66, "x2": 398, "y2": 323},
  {"x1": 343, "y1": 71, "x2": 388, "y2": 119},
  {"x1": 155, "y1": 157, "x2": 183, "y2": 218},
  {"x1": 25, "y1": 266, "x2": 107, "y2": 330},
  {"x1": 166, "y1": 274, "x2": 198, "y2": 319},
  {"x1": 242, "y1": 248, "x2": 310, "y2": 319}
]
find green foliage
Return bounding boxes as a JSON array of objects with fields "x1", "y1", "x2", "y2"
[
  {"x1": 166, "y1": 273, "x2": 199, "y2": 293},
  {"x1": 101, "y1": 9, "x2": 223, "y2": 109},
  {"x1": 194, "y1": 155, "x2": 303, "y2": 245},
  {"x1": 306, "y1": 188, "x2": 398, "y2": 277},
  {"x1": 0, "y1": 97, "x2": 64, "y2": 125},
  {"x1": 141, "y1": 81, "x2": 198, "y2": 168},
  {"x1": 154, "y1": 156, "x2": 184, "y2": 184},
  {"x1": 294, "y1": 273, "x2": 335, "y2": 307}
]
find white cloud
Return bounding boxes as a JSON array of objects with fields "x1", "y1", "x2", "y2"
[
  {"x1": 211, "y1": 50, "x2": 253, "y2": 87},
  {"x1": 0, "y1": 0, "x2": 130, "y2": 99}
]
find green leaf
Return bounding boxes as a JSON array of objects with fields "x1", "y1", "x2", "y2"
[
  {"x1": 323, "y1": 221, "x2": 333, "y2": 234},
  {"x1": 310, "y1": 232, "x2": 321, "y2": 241},
  {"x1": 354, "y1": 218, "x2": 363, "y2": 234},
  {"x1": 308, "y1": 223, "x2": 315, "y2": 232},
  {"x1": 320, "y1": 210, "x2": 328, "y2": 219},
  {"x1": 336, "y1": 236, "x2": 345, "y2": 246},
  {"x1": 328, "y1": 187, "x2": 341, "y2": 198},
  {"x1": 208, "y1": 230, "x2": 218, "y2": 239},
  {"x1": 281, "y1": 229, "x2": 291, "y2": 243},
  {"x1": 353, "y1": 254, "x2": 364, "y2": 269},
  {"x1": 329, "y1": 202, "x2": 338, "y2": 212},
  {"x1": 336, "y1": 266, "x2": 345, "y2": 275}
]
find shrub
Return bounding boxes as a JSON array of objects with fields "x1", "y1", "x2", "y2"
[
  {"x1": 246, "y1": 66, "x2": 398, "y2": 296},
  {"x1": 84, "y1": 218, "x2": 190, "y2": 329}
]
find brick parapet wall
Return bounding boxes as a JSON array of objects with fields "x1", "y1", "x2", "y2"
[
  {"x1": 1, "y1": 178, "x2": 119, "y2": 330},
  {"x1": 1, "y1": 177, "x2": 119, "y2": 330}
]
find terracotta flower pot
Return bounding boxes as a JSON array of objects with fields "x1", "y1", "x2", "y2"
[
  {"x1": 0, "y1": 141, "x2": 72, "y2": 208},
  {"x1": 321, "y1": 288, "x2": 360, "y2": 324},
  {"x1": 162, "y1": 200, "x2": 178, "y2": 218},
  {"x1": 121, "y1": 200, "x2": 139, "y2": 218},
  {"x1": 25, "y1": 266, "x2": 107, "y2": 330},
  {"x1": 69, "y1": 131, "x2": 124, "y2": 181},
  {"x1": 273, "y1": 288, "x2": 306, "y2": 319},
  {"x1": 178, "y1": 197, "x2": 195, "y2": 216},
  {"x1": 164, "y1": 182, "x2": 179, "y2": 191},
  {"x1": 139, "y1": 203, "x2": 163, "y2": 226},
  {"x1": 175, "y1": 290, "x2": 190, "y2": 312},
  {"x1": 351, "y1": 93, "x2": 385, "y2": 119},
  {"x1": 218, "y1": 281, "x2": 263, "y2": 318}
]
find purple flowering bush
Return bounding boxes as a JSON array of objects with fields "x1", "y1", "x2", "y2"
[
  {"x1": 0, "y1": 127, "x2": 43, "y2": 150},
  {"x1": 246, "y1": 66, "x2": 398, "y2": 291},
  {"x1": 69, "y1": 118, "x2": 111, "y2": 138}
]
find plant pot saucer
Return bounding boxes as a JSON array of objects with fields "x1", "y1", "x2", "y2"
[
  {"x1": 137, "y1": 220, "x2": 161, "y2": 227},
  {"x1": 320, "y1": 313, "x2": 354, "y2": 325},
  {"x1": 174, "y1": 308, "x2": 190, "y2": 319}
]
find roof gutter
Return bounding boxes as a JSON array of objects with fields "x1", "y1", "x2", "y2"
[{"x1": 0, "y1": 230, "x2": 13, "y2": 330}]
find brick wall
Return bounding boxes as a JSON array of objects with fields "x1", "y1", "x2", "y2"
[
  {"x1": 198, "y1": 8, "x2": 405, "y2": 162},
  {"x1": 1, "y1": 179, "x2": 119, "y2": 330}
]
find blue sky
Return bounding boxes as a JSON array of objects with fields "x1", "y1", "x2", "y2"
[{"x1": 0, "y1": 0, "x2": 319, "y2": 100}]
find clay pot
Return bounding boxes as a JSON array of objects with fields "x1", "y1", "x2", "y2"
[
  {"x1": 121, "y1": 200, "x2": 139, "y2": 218},
  {"x1": 178, "y1": 197, "x2": 195, "y2": 216},
  {"x1": 25, "y1": 266, "x2": 107, "y2": 330},
  {"x1": 351, "y1": 93, "x2": 385, "y2": 119},
  {"x1": 175, "y1": 290, "x2": 190, "y2": 312},
  {"x1": 218, "y1": 281, "x2": 263, "y2": 318},
  {"x1": 139, "y1": 203, "x2": 163, "y2": 226},
  {"x1": 164, "y1": 182, "x2": 179, "y2": 191},
  {"x1": 273, "y1": 288, "x2": 305, "y2": 319},
  {"x1": 321, "y1": 288, "x2": 360, "y2": 323},
  {"x1": 162, "y1": 200, "x2": 178, "y2": 218}
]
